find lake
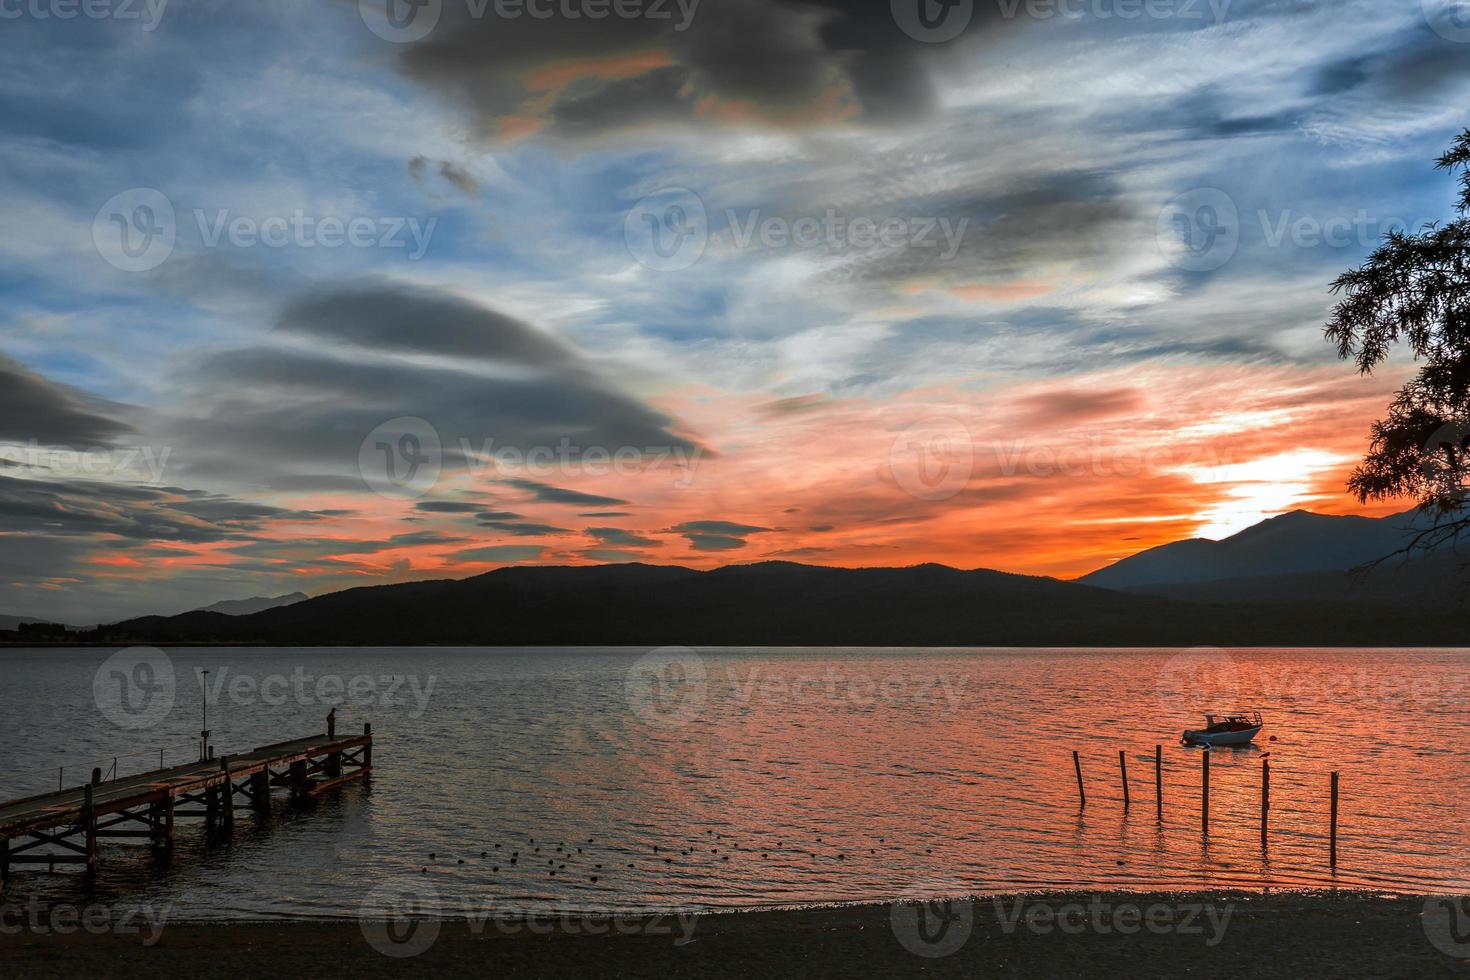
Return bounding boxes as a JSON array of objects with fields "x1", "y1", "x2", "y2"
[{"x1": 2, "y1": 646, "x2": 1468, "y2": 919}]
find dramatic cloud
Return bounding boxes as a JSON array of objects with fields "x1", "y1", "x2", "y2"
[
  {"x1": 393, "y1": 0, "x2": 1024, "y2": 140},
  {"x1": 166, "y1": 281, "x2": 701, "y2": 490},
  {"x1": 0, "y1": 354, "x2": 133, "y2": 448},
  {"x1": 585, "y1": 526, "x2": 657, "y2": 547},
  {"x1": 670, "y1": 519, "x2": 771, "y2": 551},
  {"x1": 504, "y1": 478, "x2": 629, "y2": 507}
]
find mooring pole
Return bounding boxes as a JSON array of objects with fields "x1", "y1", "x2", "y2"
[
  {"x1": 1260, "y1": 756, "x2": 1270, "y2": 847},
  {"x1": 1073, "y1": 750, "x2": 1086, "y2": 808},
  {"x1": 1154, "y1": 744, "x2": 1163, "y2": 822},
  {"x1": 1201, "y1": 750, "x2": 1210, "y2": 834},
  {"x1": 1118, "y1": 750, "x2": 1130, "y2": 809},
  {"x1": 1330, "y1": 771, "x2": 1339, "y2": 868}
]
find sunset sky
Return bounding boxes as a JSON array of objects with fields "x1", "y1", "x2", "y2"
[{"x1": 3, "y1": 0, "x2": 1468, "y2": 623}]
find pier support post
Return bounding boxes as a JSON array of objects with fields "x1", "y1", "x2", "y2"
[
  {"x1": 250, "y1": 770, "x2": 271, "y2": 816},
  {"x1": 220, "y1": 758, "x2": 234, "y2": 836},
  {"x1": 1, "y1": 838, "x2": 9, "y2": 894},
  {"x1": 1119, "y1": 750, "x2": 1130, "y2": 810},
  {"x1": 1201, "y1": 750, "x2": 1210, "y2": 835},
  {"x1": 363, "y1": 723, "x2": 373, "y2": 770},
  {"x1": 91, "y1": 767, "x2": 101, "y2": 786},
  {"x1": 82, "y1": 783, "x2": 98, "y2": 875},
  {"x1": 162, "y1": 792, "x2": 175, "y2": 854},
  {"x1": 1072, "y1": 750, "x2": 1085, "y2": 808},
  {"x1": 289, "y1": 760, "x2": 309, "y2": 801}
]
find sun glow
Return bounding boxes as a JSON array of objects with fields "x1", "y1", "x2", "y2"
[{"x1": 1181, "y1": 449, "x2": 1355, "y2": 539}]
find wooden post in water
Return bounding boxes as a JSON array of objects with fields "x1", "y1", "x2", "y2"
[
  {"x1": 1072, "y1": 750, "x2": 1086, "y2": 808},
  {"x1": 82, "y1": 783, "x2": 98, "y2": 875},
  {"x1": 1154, "y1": 745, "x2": 1163, "y2": 822},
  {"x1": 1260, "y1": 757, "x2": 1270, "y2": 847},
  {"x1": 289, "y1": 759, "x2": 309, "y2": 801},
  {"x1": 161, "y1": 791, "x2": 175, "y2": 854},
  {"x1": 220, "y1": 757, "x2": 234, "y2": 836},
  {"x1": 250, "y1": 769, "x2": 271, "y2": 816},
  {"x1": 1201, "y1": 750, "x2": 1210, "y2": 834},
  {"x1": 1118, "y1": 750, "x2": 1130, "y2": 810},
  {"x1": 1330, "y1": 771, "x2": 1339, "y2": 868}
]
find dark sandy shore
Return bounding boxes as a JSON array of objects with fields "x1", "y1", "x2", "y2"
[{"x1": 4, "y1": 891, "x2": 1470, "y2": 978}]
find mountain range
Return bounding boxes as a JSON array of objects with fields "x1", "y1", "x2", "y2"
[
  {"x1": 191, "y1": 592, "x2": 309, "y2": 616},
  {"x1": 1077, "y1": 508, "x2": 1466, "y2": 607},
  {"x1": 9, "y1": 507, "x2": 1465, "y2": 647}
]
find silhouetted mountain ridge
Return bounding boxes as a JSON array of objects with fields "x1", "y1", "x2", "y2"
[
  {"x1": 88, "y1": 560, "x2": 1468, "y2": 647},
  {"x1": 1078, "y1": 508, "x2": 1458, "y2": 590}
]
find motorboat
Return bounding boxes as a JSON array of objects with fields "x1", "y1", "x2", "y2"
[{"x1": 1182, "y1": 710, "x2": 1263, "y2": 747}]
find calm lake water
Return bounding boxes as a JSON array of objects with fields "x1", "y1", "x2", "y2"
[{"x1": 2, "y1": 646, "x2": 1469, "y2": 919}]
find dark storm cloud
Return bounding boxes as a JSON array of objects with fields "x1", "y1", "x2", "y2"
[
  {"x1": 477, "y1": 519, "x2": 569, "y2": 536},
  {"x1": 583, "y1": 548, "x2": 641, "y2": 562},
  {"x1": 453, "y1": 544, "x2": 543, "y2": 562},
  {"x1": 1307, "y1": 24, "x2": 1470, "y2": 101},
  {"x1": 278, "y1": 283, "x2": 576, "y2": 366},
  {"x1": 221, "y1": 531, "x2": 465, "y2": 561},
  {"x1": 585, "y1": 526, "x2": 657, "y2": 547},
  {"x1": 858, "y1": 169, "x2": 1138, "y2": 284},
  {"x1": 414, "y1": 500, "x2": 485, "y2": 513},
  {"x1": 504, "y1": 478, "x2": 628, "y2": 506},
  {"x1": 394, "y1": 0, "x2": 1022, "y2": 139},
  {"x1": 0, "y1": 473, "x2": 317, "y2": 544},
  {"x1": 171, "y1": 282, "x2": 701, "y2": 487},
  {"x1": 670, "y1": 519, "x2": 770, "y2": 550},
  {"x1": 0, "y1": 354, "x2": 134, "y2": 448}
]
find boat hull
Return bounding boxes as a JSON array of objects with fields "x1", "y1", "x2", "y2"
[{"x1": 1182, "y1": 725, "x2": 1261, "y2": 747}]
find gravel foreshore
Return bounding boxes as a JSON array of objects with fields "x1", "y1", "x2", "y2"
[{"x1": 4, "y1": 890, "x2": 1470, "y2": 978}]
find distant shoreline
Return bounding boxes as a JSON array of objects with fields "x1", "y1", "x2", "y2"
[{"x1": 0, "y1": 891, "x2": 1457, "y2": 978}]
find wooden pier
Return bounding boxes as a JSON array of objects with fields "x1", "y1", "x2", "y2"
[{"x1": 0, "y1": 723, "x2": 371, "y2": 890}]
